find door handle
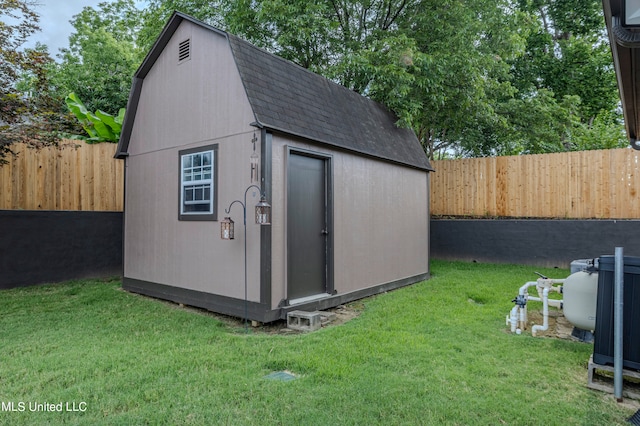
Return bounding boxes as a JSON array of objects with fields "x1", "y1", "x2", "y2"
[{"x1": 321, "y1": 229, "x2": 329, "y2": 235}]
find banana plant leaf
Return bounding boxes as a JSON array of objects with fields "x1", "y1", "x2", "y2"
[
  {"x1": 95, "y1": 110, "x2": 122, "y2": 135},
  {"x1": 87, "y1": 112, "x2": 116, "y2": 141},
  {"x1": 65, "y1": 92, "x2": 125, "y2": 143},
  {"x1": 65, "y1": 92, "x2": 88, "y2": 120},
  {"x1": 65, "y1": 93, "x2": 98, "y2": 139},
  {"x1": 115, "y1": 108, "x2": 125, "y2": 125}
]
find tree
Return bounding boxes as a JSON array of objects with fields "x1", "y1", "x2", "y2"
[
  {"x1": 0, "y1": 0, "x2": 70, "y2": 164},
  {"x1": 354, "y1": 0, "x2": 529, "y2": 158},
  {"x1": 139, "y1": 0, "x2": 225, "y2": 54},
  {"x1": 0, "y1": 0, "x2": 39, "y2": 96},
  {"x1": 506, "y1": 0, "x2": 625, "y2": 152},
  {"x1": 137, "y1": 0, "x2": 624, "y2": 158},
  {"x1": 51, "y1": 0, "x2": 144, "y2": 114}
]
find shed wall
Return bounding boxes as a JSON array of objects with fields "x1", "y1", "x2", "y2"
[
  {"x1": 270, "y1": 135, "x2": 430, "y2": 308},
  {"x1": 123, "y1": 21, "x2": 262, "y2": 301},
  {"x1": 127, "y1": 21, "x2": 255, "y2": 156}
]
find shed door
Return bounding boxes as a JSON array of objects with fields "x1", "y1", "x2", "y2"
[{"x1": 287, "y1": 152, "x2": 329, "y2": 301}]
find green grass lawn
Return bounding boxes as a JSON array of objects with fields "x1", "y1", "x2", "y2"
[{"x1": 0, "y1": 260, "x2": 636, "y2": 425}]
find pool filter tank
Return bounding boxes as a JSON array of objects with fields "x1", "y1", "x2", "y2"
[{"x1": 562, "y1": 271, "x2": 599, "y2": 331}]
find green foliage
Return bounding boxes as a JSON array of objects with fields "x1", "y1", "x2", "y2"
[
  {"x1": 139, "y1": 0, "x2": 226, "y2": 53},
  {"x1": 0, "y1": 1, "x2": 74, "y2": 164},
  {"x1": 504, "y1": 0, "x2": 623, "y2": 155},
  {"x1": 112, "y1": 0, "x2": 627, "y2": 158},
  {"x1": 17, "y1": 0, "x2": 622, "y2": 160},
  {"x1": 570, "y1": 111, "x2": 628, "y2": 151},
  {"x1": 51, "y1": 0, "x2": 143, "y2": 114},
  {"x1": 65, "y1": 93, "x2": 125, "y2": 143},
  {"x1": 365, "y1": 0, "x2": 529, "y2": 158},
  {"x1": 212, "y1": 0, "x2": 524, "y2": 159},
  {"x1": 0, "y1": 264, "x2": 635, "y2": 424},
  {"x1": 0, "y1": 0, "x2": 39, "y2": 94}
]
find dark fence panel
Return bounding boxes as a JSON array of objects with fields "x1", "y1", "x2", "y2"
[
  {"x1": 0, "y1": 210, "x2": 122, "y2": 289},
  {"x1": 431, "y1": 219, "x2": 640, "y2": 268}
]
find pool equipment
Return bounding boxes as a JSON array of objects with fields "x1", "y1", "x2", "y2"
[{"x1": 506, "y1": 260, "x2": 599, "y2": 336}]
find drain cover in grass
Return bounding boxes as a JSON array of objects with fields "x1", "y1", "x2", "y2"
[{"x1": 264, "y1": 371, "x2": 297, "y2": 381}]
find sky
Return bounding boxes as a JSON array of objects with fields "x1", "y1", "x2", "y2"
[{"x1": 23, "y1": 0, "x2": 148, "y2": 57}]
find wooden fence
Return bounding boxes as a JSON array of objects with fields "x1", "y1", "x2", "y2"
[
  {"x1": 3, "y1": 143, "x2": 638, "y2": 217},
  {"x1": 0, "y1": 141, "x2": 124, "y2": 211},
  {"x1": 430, "y1": 148, "x2": 640, "y2": 219}
]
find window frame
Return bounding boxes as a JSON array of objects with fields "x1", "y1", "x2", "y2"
[{"x1": 178, "y1": 144, "x2": 218, "y2": 221}]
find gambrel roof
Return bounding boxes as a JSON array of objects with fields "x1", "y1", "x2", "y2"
[{"x1": 116, "y1": 12, "x2": 433, "y2": 170}]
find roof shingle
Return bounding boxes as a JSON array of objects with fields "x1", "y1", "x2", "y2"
[{"x1": 117, "y1": 12, "x2": 432, "y2": 171}]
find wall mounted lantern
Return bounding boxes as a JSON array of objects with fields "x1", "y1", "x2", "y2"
[
  {"x1": 624, "y1": 0, "x2": 640, "y2": 26},
  {"x1": 614, "y1": 1, "x2": 640, "y2": 46}
]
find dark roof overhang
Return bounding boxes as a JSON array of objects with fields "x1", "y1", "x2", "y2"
[{"x1": 603, "y1": 0, "x2": 640, "y2": 150}]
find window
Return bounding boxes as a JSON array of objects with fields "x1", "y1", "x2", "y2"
[{"x1": 179, "y1": 145, "x2": 217, "y2": 221}]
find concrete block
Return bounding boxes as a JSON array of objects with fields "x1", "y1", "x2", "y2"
[
  {"x1": 287, "y1": 310, "x2": 322, "y2": 331},
  {"x1": 587, "y1": 355, "x2": 640, "y2": 400}
]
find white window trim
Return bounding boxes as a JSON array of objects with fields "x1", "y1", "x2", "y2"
[{"x1": 178, "y1": 145, "x2": 218, "y2": 221}]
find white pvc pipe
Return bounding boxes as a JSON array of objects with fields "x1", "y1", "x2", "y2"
[
  {"x1": 532, "y1": 287, "x2": 550, "y2": 336},
  {"x1": 509, "y1": 305, "x2": 519, "y2": 333},
  {"x1": 519, "y1": 282, "x2": 537, "y2": 296},
  {"x1": 547, "y1": 299, "x2": 563, "y2": 309},
  {"x1": 511, "y1": 279, "x2": 564, "y2": 335},
  {"x1": 527, "y1": 295, "x2": 562, "y2": 308}
]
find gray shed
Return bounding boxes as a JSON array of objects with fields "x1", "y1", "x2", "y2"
[{"x1": 115, "y1": 12, "x2": 433, "y2": 323}]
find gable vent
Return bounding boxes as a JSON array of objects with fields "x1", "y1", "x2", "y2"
[{"x1": 178, "y1": 39, "x2": 191, "y2": 62}]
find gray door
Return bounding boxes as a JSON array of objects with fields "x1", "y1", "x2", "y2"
[{"x1": 287, "y1": 152, "x2": 328, "y2": 300}]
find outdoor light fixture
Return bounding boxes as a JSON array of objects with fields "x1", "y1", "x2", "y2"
[
  {"x1": 255, "y1": 195, "x2": 271, "y2": 225},
  {"x1": 220, "y1": 217, "x2": 235, "y2": 240},
  {"x1": 624, "y1": 0, "x2": 640, "y2": 26},
  {"x1": 221, "y1": 184, "x2": 271, "y2": 331},
  {"x1": 614, "y1": 0, "x2": 640, "y2": 47}
]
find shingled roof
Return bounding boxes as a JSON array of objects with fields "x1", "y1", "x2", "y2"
[{"x1": 116, "y1": 12, "x2": 432, "y2": 170}]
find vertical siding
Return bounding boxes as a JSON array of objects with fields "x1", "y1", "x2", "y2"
[
  {"x1": 124, "y1": 133, "x2": 264, "y2": 300},
  {"x1": 123, "y1": 21, "x2": 261, "y2": 300},
  {"x1": 128, "y1": 22, "x2": 255, "y2": 156},
  {"x1": 430, "y1": 148, "x2": 640, "y2": 219},
  {"x1": 270, "y1": 135, "x2": 430, "y2": 308},
  {"x1": 0, "y1": 141, "x2": 123, "y2": 211}
]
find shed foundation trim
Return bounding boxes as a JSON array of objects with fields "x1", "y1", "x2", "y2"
[
  {"x1": 279, "y1": 273, "x2": 430, "y2": 318},
  {"x1": 122, "y1": 278, "x2": 270, "y2": 320},
  {"x1": 122, "y1": 272, "x2": 429, "y2": 323}
]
